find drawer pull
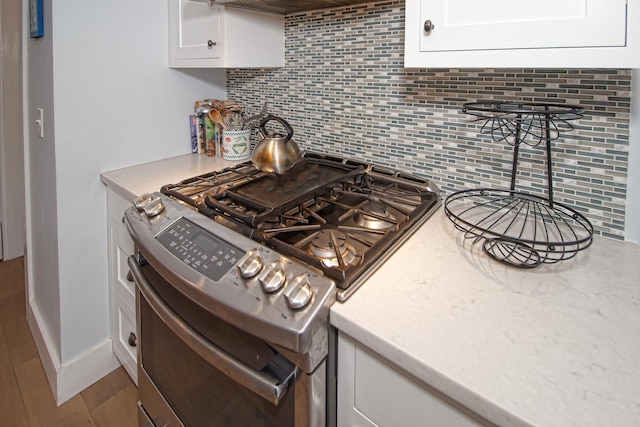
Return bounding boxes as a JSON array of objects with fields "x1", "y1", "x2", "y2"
[{"x1": 128, "y1": 332, "x2": 137, "y2": 347}]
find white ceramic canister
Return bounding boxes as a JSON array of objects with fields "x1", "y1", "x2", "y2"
[{"x1": 221, "y1": 129, "x2": 251, "y2": 161}]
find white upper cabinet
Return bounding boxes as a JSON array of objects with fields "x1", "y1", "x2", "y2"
[
  {"x1": 170, "y1": 0, "x2": 222, "y2": 62},
  {"x1": 405, "y1": 0, "x2": 640, "y2": 68},
  {"x1": 169, "y1": 0, "x2": 284, "y2": 68}
]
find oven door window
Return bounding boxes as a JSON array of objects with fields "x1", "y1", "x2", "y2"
[{"x1": 138, "y1": 268, "x2": 296, "y2": 426}]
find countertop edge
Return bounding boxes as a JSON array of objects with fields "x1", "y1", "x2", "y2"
[
  {"x1": 100, "y1": 153, "x2": 244, "y2": 199},
  {"x1": 330, "y1": 310, "x2": 534, "y2": 427}
]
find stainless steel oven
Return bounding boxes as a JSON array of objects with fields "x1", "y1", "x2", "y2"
[{"x1": 124, "y1": 153, "x2": 440, "y2": 427}]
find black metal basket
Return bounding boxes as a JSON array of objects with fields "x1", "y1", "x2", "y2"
[{"x1": 445, "y1": 102, "x2": 594, "y2": 268}]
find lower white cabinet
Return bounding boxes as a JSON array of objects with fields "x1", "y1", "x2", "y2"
[
  {"x1": 337, "y1": 332, "x2": 484, "y2": 427},
  {"x1": 106, "y1": 189, "x2": 138, "y2": 384}
]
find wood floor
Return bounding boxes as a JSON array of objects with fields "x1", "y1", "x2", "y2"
[{"x1": 0, "y1": 257, "x2": 139, "y2": 426}]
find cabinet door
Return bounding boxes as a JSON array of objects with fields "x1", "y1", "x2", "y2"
[
  {"x1": 169, "y1": 0, "x2": 221, "y2": 60},
  {"x1": 337, "y1": 333, "x2": 485, "y2": 427},
  {"x1": 419, "y1": 0, "x2": 627, "y2": 52}
]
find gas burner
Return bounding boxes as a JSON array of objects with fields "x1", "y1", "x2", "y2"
[
  {"x1": 308, "y1": 230, "x2": 357, "y2": 268},
  {"x1": 354, "y1": 201, "x2": 396, "y2": 230}
]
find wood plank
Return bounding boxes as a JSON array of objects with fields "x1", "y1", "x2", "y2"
[
  {"x1": 0, "y1": 326, "x2": 30, "y2": 427},
  {"x1": 81, "y1": 366, "x2": 135, "y2": 412},
  {"x1": 89, "y1": 383, "x2": 138, "y2": 427},
  {"x1": 15, "y1": 357, "x2": 95, "y2": 426},
  {"x1": 0, "y1": 258, "x2": 37, "y2": 369},
  {"x1": 0, "y1": 258, "x2": 25, "y2": 302},
  {"x1": 0, "y1": 290, "x2": 38, "y2": 368}
]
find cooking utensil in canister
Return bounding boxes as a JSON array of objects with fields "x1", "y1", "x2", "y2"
[
  {"x1": 242, "y1": 102, "x2": 268, "y2": 129},
  {"x1": 207, "y1": 108, "x2": 225, "y2": 128},
  {"x1": 251, "y1": 115, "x2": 302, "y2": 174}
]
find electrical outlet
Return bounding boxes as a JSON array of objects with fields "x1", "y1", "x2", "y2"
[{"x1": 35, "y1": 108, "x2": 44, "y2": 138}]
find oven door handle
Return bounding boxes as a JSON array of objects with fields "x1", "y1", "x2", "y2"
[{"x1": 129, "y1": 256, "x2": 293, "y2": 406}]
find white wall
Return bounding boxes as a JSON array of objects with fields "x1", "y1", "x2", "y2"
[
  {"x1": 25, "y1": 0, "x2": 226, "y2": 403},
  {"x1": 25, "y1": 0, "x2": 60, "y2": 360}
]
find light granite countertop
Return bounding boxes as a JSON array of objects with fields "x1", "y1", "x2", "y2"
[
  {"x1": 100, "y1": 154, "x2": 242, "y2": 201},
  {"x1": 331, "y1": 210, "x2": 640, "y2": 427},
  {"x1": 101, "y1": 154, "x2": 640, "y2": 427}
]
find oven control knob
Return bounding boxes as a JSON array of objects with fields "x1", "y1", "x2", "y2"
[
  {"x1": 143, "y1": 197, "x2": 165, "y2": 217},
  {"x1": 284, "y1": 274, "x2": 313, "y2": 310},
  {"x1": 133, "y1": 193, "x2": 154, "y2": 210},
  {"x1": 258, "y1": 260, "x2": 286, "y2": 293},
  {"x1": 237, "y1": 249, "x2": 263, "y2": 279}
]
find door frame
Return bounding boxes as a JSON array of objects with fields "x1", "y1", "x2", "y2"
[{"x1": 0, "y1": 0, "x2": 26, "y2": 261}]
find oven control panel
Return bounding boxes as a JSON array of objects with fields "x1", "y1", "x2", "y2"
[
  {"x1": 156, "y1": 217, "x2": 245, "y2": 283},
  {"x1": 155, "y1": 218, "x2": 318, "y2": 311}
]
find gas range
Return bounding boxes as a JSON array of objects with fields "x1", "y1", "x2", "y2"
[
  {"x1": 126, "y1": 152, "x2": 440, "y2": 426},
  {"x1": 160, "y1": 152, "x2": 441, "y2": 301},
  {"x1": 125, "y1": 152, "x2": 440, "y2": 358}
]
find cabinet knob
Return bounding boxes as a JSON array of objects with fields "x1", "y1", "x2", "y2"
[
  {"x1": 207, "y1": 40, "x2": 217, "y2": 48},
  {"x1": 424, "y1": 20, "x2": 435, "y2": 34},
  {"x1": 128, "y1": 332, "x2": 137, "y2": 347},
  {"x1": 126, "y1": 271, "x2": 134, "y2": 282}
]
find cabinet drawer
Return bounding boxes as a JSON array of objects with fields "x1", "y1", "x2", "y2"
[
  {"x1": 114, "y1": 292, "x2": 138, "y2": 384},
  {"x1": 110, "y1": 223, "x2": 136, "y2": 297},
  {"x1": 117, "y1": 239, "x2": 136, "y2": 298}
]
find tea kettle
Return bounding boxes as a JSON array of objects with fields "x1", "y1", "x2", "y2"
[{"x1": 252, "y1": 115, "x2": 302, "y2": 174}]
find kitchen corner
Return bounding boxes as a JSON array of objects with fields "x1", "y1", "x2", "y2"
[
  {"x1": 15, "y1": 0, "x2": 640, "y2": 422},
  {"x1": 331, "y1": 210, "x2": 640, "y2": 427}
]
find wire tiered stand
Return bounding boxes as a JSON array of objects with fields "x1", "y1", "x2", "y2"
[{"x1": 444, "y1": 101, "x2": 594, "y2": 268}]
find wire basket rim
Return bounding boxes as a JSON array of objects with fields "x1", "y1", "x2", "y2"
[
  {"x1": 444, "y1": 188, "x2": 594, "y2": 248},
  {"x1": 462, "y1": 101, "x2": 585, "y2": 118}
]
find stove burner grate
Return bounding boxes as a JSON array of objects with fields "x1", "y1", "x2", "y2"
[{"x1": 160, "y1": 152, "x2": 441, "y2": 293}]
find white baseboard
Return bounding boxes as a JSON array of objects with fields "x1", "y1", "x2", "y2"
[{"x1": 26, "y1": 300, "x2": 122, "y2": 406}]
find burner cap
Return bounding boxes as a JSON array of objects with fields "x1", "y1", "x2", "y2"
[
  {"x1": 308, "y1": 230, "x2": 356, "y2": 268},
  {"x1": 354, "y1": 201, "x2": 395, "y2": 230}
]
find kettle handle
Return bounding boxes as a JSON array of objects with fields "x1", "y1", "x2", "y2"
[{"x1": 258, "y1": 115, "x2": 293, "y2": 143}]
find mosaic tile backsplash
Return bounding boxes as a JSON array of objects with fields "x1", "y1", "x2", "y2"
[{"x1": 227, "y1": 1, "x2": 631, "y2": 240}]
